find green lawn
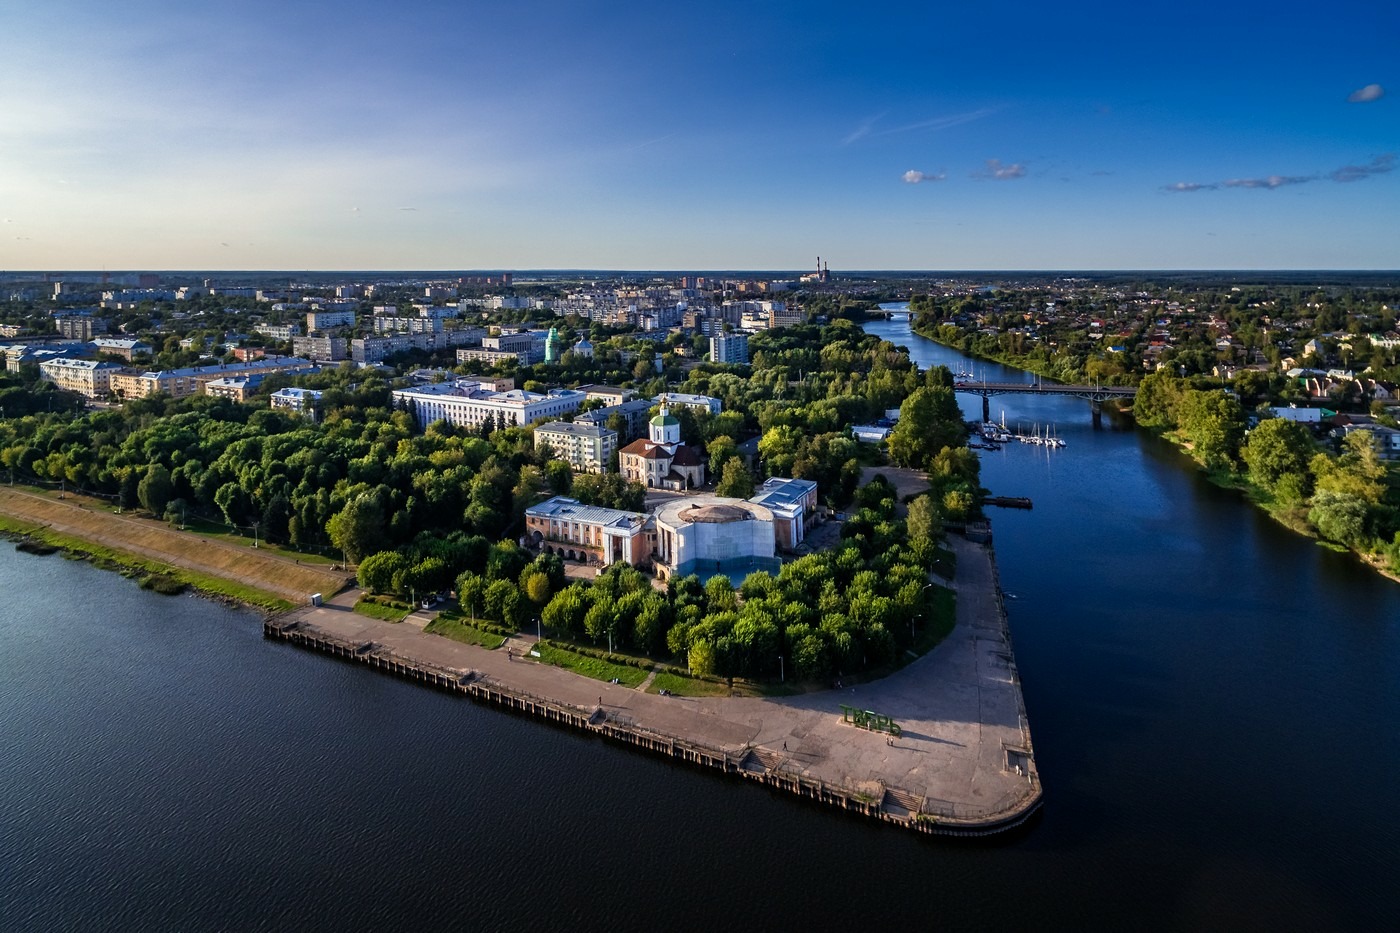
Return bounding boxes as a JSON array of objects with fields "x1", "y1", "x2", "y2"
[
  {"x1": 423, "y1": 615, "x2": 506, "y2": 649},
  {"x1": 647, "y1": 671, "x2": 730, "y2": 697},
  {"x1": 353, "y1": 598, "x2": 410, "y2": 622},
  {"x1": 533, "y1": 642, "x2": 650, "y2": 687}
]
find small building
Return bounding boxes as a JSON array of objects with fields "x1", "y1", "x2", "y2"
[
  {"x1": 748, "y1": 476, "x2": 819, "y2": 550},
  {"x1": 577, "y1": 384, "x2": 634, "y2": 406},
  {"x1": 270, "y1": 387, "x2": 323, "y2": 420},
  {"x1": 203, "y1": 373, "x2": 267, "y2": 402},
  {"x1": 618, "y1": 403, "x2": 705, "y2": 490}
]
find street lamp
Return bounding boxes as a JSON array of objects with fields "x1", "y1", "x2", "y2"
[
  {"x1": 778, "y1": 654, "x2": 784, "y2": 683},
  {"x1": 251, "y1": 520, "x2": 260, "y2": 548}
]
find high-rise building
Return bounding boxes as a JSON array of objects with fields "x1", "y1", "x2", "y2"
[{"x1": 710, "y1": 332, "x2": 749, "y2": 365}]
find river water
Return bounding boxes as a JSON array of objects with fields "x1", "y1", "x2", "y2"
[{"x1": 2, "y1": 314, "x2": 1398, "y2": 931}]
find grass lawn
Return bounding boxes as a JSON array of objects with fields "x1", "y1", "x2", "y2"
[
  {"x1": 647, "y1": 671, "x2": 730, "y2": 697},
  {"x1": 533, "y1": 642, "x2": 650, "y2": 687},
  {"x1": 423, "y1": 616, "x2": 506, "y2": 649},
  {"x1": 353, "y1": 598, "x2": 409, "y2": 622}
]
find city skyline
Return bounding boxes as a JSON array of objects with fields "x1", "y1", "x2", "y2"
[{"x1": 2, "y1": 0, "x2": 1395, "y2": 271}]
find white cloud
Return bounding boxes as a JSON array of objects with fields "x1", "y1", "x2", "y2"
[
  {"x1": 1347, "y1": 84, "x2": 1385, "y2": 103},
  {"x1": 902, "y1": 169, "x2": 946, "y2": 184},
  {"x1": 1163, "y1": 182, "x2": 1216, "y2": 192},
  {"x1": 979, "y1": 159, "x2": 1026, "y2": 179}
]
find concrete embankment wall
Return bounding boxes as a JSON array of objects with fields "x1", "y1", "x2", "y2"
[{"x1": 263, "y1": 615, "x2": 1041, "y2": 838}]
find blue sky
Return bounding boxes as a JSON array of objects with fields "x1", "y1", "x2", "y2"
[{"x1": 2, "y1": 0, "x2": 1395, "y2": 270}]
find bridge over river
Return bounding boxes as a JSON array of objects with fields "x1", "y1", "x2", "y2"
[{"x1": 952, "y1": 380, "x2": 1137, "y2": 423}]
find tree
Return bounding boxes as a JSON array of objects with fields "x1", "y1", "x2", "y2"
[
  {"x1": 1177, "y1": 389, "x2": 1246, "y2": 471},
  {"x1": 715, "y1": 457, "x2": 754, "y2": 498},
  {"x1": 137, "y1": 463, "x2": 173, "y2": 517},
  {"x1": 1132, "y1": 372, "x2": 1182, "y2": 429},
  {"x1": 1242, "y1": 418, "x2": 1314, "y2": 496},
  {"x1": 887, "y1": 386, "x2": 962, "y2": 470},
  {"x1": 1308, "y1": 490, "x2": 1371, "y2": 547},
  {"x1": 327, "y1": 495, "x2": 387, "y2": 564},
  {"x1": 359, "y1": 551, "x2": 409, "y2": 594}
]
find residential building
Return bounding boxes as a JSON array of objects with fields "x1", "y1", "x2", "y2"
[
  {"x1": 109, "y1": 357, "x2": 316, "y2": 400},
  {"x1": 710, "y1": 332, "x2": 749, "y2": 364},
  {"x1": 292, "y1": 334, "x2": 349, "y2": 362},
  {"x1": 577, "y1": 384, "x2": 634, "y2": 405},
  {"x1": 656, "y1": 391, "x2": 722, "y2": 415},
  {"x1": 534, "y1": 421, "x2": 617, "y2": 474},
  {"x1": 255, "y1": 322, "x2": 301, "y2": 341},
  {"x1": 307, "y1": 309, "x2": 355, "y2": 332},
  {"x1": 203, "y1": 373, "x2": 267, "y2": 402},
  {"x1": 575, "y1": 398, "x2": 654, "y2": 442},
  {"x1": 271, "y1": 387, "x2": 323, "y2": 419},
  {"x1": 38, "y1": 358, "x2": 121, "y2": 398},
  {"x1": 92, "y1": 337, "x2": 152, "y2": 361}
]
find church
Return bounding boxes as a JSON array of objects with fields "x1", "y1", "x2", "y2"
[{"x1": 617, "y1": 400, "x2": 705, "y2": 490}]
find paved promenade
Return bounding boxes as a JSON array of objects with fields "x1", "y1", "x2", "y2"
[{"x1": 277, "y1": 534, "x2": 1039, "y2": 823}]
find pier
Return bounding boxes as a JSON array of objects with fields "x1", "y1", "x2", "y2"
[{"x1": 262, "y1": 533, "x2": 1042, "y2": 837}]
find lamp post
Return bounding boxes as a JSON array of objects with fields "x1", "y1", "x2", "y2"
[
  {"x1": 251, "y1": 520, "x2": 260, "y2": 548},
  {"x1": 778, "y1": 654, "x2": 784, "y2": 683}
]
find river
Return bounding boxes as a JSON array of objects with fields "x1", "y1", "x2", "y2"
[{"x1": 2, "y1": 316, "x2": 1397, "y2": 931}]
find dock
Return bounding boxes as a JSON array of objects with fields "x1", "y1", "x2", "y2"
[{"x1": 263, "y1": 533, "x2": 1042, "y2": 837}]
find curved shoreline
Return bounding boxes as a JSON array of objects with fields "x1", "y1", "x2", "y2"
[{"x1": 262, "y1": 529, "x2": 1042, "y2": 836}]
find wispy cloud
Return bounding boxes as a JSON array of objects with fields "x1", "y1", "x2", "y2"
[
  {"x1": 1347, "y1": 83, "x2": 1385, "y2": 103},
  {"x1": 844, "y1": 107, "x2": 994, "y2": 145},
  {"x1": 1222, "y1": 174, "x2": 1314, "y2": 189},
  {"x1": 902, "y1": 169, "x2": 946, "y2": 184},
  {"x1": 398, "y1": 206, "x2": 419, "y2": 211},
  {"x1": 1330, "y1": 153, "x2": 1395, "y2": 182},
  {"x1": 977, "y1": 159, "x2": 1026, "y2": 180},
  {"x1": 1163, "y1": 181, "x2": 1217, "y2": 192},
  {"x1": 842, "y1": 112, "x2": 885, "y2": 145}
]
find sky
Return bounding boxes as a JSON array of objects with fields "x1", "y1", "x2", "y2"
[{"x1": 1, "y1": 0, "x2": 1396, "y2": 271}]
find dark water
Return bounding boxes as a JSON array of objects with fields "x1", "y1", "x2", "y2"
[{"x1": 2, "y1": 317, "x2": 1398, "y2": 931}]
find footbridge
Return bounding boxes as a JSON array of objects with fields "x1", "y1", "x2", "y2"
[{"x1": 952, "y1": 380, "x2": 1137, "y2": 423}]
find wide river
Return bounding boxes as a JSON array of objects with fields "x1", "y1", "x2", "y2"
[{"x1": 3, "y1": 314, "x2": 1398, "y2": 931}]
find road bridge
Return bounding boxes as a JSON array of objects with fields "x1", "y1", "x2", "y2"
[{"x1": 952, "y1": 380, "x2": 1137, "y2": 424}]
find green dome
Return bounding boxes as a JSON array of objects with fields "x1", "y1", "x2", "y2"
[{"x1": 650, "y1": 413, "x2": 679, "y2": 427}]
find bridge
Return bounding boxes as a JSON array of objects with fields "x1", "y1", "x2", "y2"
[{"x1": 952, "y1": 380, "x2": 1137, "y2": 423}]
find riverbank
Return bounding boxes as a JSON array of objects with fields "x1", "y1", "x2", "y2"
[
  {"x1": 264, "y1": 530, "x2": 1042, "y2": 835},
  {"x1": 0, "y1": 486, "x2": 351, "y2": 610},
  {"x1": 908, "y1": 319, "x2": 1400, "y2": 584}
]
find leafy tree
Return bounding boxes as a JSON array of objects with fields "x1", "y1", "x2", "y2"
[
  {"x1": 359, "y1": 551, "x2": 409, "y2": 594},
  {"x1": 887, "y1": 386, "x2": 962, "y2": 470},
  {"x1": 327, "y1": 495, "x2": 387, "y2": 563},
  {"x1": 137, "y1": 463, "x2": 173, "y2": 516},
  {"x1": 1242, "y1": 418, "x2": 1314, "y2": 495},
  {"x1": 715, "y1": 457, "x2": 754, "y2": 498},
  {"x1": 1132, "y1": 372, "x2": 1182, "y2": 429},
  {"x1": 1309, "y1": 490, "x2": 1371, "y2": 547}
]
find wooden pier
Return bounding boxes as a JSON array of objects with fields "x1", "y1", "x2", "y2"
[{"x1": 262, "y1": 615, "x2": 1040, "y2": 837}]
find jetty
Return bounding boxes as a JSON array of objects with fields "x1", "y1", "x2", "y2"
[{"x1": 264, "y1": 532, "x2": 1042, "y2": 836}]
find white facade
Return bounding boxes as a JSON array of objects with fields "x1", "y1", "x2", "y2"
[
  {"x1": 534, "y1": 421, "x2": 617, "y2": 474},
  {"x1": 38, "y1": 358, "x2": 121, "y2": 397},
  {"x1": 392, "y1": 383, "x2": 586, "y2": 431}
]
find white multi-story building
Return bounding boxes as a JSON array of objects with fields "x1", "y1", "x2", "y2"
[
  {"x1": 709, "y1": 332, "x2": 749, "y2": 364},
  {"x1": 306, "y1": 309, "x2": 356, "y2": 332},
  {"x1": 255, "y1": 322, "x2": 302, "y2": 340},
  {"x1": 391, "y1": 382, "x2": 586, "y2": 432},
  {"x1": 533, "y1": 421, "x2": 617, "y2": 474},
  {"x1": 38, "y1": 358, "x2": 122, "y2": 398},
  {"x1": 655, "y1": 391, "x2": 722, "y2": 415}
]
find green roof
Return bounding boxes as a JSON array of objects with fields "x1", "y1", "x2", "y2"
[{"x1": 650, "y1": 413, "x2": 679, "y2": 427}]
